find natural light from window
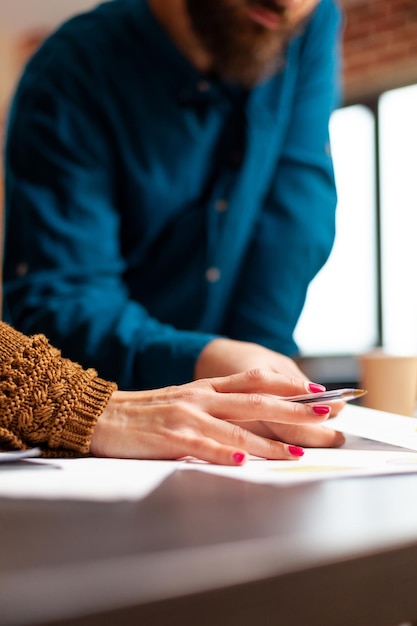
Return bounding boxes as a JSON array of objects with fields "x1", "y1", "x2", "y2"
[
  {"x1": 379, "y1": 83, "x2": 417, "y2": 354},
  {"x1": 294, "y1": 104, "x2": 378, "y2": 356}
]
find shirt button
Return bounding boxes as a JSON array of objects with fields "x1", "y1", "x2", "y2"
[
  {"x1": 215, "y1": 198, "x2": 228, "y2": 212},
  {"x1": 205, "y1": 267, "x2": 221, "y2": 283},
  {"x1": 16, "y1": 262, "x2": 29, "y2": 277},
  {"x1": 197, "y1": 80, "x2": 210, "y2": 93}
]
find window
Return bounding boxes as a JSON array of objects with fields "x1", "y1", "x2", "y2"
[
  {"x1": 295, "y1": 104, "x2": 378, "y2": 356},
  {"x1": 379, "y1": 84, "x2": 417, "y2": 355}
]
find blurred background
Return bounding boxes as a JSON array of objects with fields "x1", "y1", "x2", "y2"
[{"x1": 1, "y1": 0, "x2": 417, "y2": 385}]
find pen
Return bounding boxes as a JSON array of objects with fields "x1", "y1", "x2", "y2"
[{"x1": 284, "y1": 388, "x2": 367, "y2": 404}]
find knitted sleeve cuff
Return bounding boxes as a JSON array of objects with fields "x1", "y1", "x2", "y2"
[
  {"x1": 0, "y1": 322, "x2": 117, "y2": 456},
  {"x1": 49, "y1": 362, "x2": 117, "y2": 454}
]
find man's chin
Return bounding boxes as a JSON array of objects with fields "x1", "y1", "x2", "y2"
[{"x1": 213, "y1": 55, "x2": 284, "y2": 88}]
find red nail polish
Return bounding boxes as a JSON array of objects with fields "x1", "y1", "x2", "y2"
[
  {"x1": 233, "y1": 452, "x2": 246, "y2": 464},
  {"x1": 308, "y1": 383, "x2": 326, "y2": 393},
  {"x1": 312, "y1": 405, "x2": 331, "y2": 416},
  {"x1": 288, "y1": 445, "x2": 304, "y2": 457}
]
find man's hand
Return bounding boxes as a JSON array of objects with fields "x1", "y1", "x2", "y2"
[{"x1": 194, "y1": 338, "x2": 306, "y2": 380}]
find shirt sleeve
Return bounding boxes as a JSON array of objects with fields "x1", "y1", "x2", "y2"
[
  {"x1": 3, "y1": 39, "x2": 217, "y2": 390},
  {"x1": 224, "y1": 0, "x2": 343, "y2": 356},
  {"x1": 0, "y1": 321, "x2": 116, "y2": 456}
]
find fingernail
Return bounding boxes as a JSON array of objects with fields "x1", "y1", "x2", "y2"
[
  {"x1": 308, "y1": 382, "x2": 326, "y2": 393},
  {"x1": 233, "y1": 452, "x2": 246, "y2": 465},
  {"x1": 312, "y1": 405, "x2": 331, "y2": 416},
  {"x1": 288, "y1": 445, "x2": 304, "y2": 457}
]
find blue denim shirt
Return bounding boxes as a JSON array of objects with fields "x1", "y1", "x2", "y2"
[{"x1": 3, "y1": 0, "x2": 342, "y2": 389}]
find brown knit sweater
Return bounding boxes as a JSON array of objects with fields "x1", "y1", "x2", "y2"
[{"x1": 0, "y1": 321, "x2": 117, "y2": 456}]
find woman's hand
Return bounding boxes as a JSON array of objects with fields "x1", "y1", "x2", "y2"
[{"x1": 89, "y1": 369, "x2": 344, "y2": 465}]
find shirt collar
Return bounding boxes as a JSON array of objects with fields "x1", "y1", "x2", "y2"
[{"x1": 126, "y1": 0, "x2": 248, "y2": 108}]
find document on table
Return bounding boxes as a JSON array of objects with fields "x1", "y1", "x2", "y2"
[
  {"x1": 188, "y1": 405, "x2": 417, "y2": 486},
  {"x1": 0, "y1": 457, "x2": 180, "y2": 501},
  {"x1": 0, "y1": 448, "x2": 41, "y2": 463},
  {"x1": 1, "y1": 405, "x2": 417, "y2": 500},
  {"x1": 322, "y1": 403, "x2": 417, "y2": 450},
  {"x1": 185, "y1": 444, "x2": 417, "y2": 485},
  {"x1": 3, "y1": 446, "x2": 417, "y2": 500}
]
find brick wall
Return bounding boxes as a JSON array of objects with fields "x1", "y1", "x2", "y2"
[{"x1": 342, "y1": 0, "x2": 417, "y2": 103}]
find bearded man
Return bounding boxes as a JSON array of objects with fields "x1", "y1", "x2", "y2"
[{"x1": 3, "y1": 0, "x2": 343, "y2": 449}]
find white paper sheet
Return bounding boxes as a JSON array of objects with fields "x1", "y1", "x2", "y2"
[
  {"x1": 323, "y1": 403, "x2": 417, "y2": 450},
  {"x1": 0, "y1": 448, "x2": 41, "y2": 463},
  {"x1": 184, "y1": 446, "x2": 417, "y2": 485},
  {"x1": 182, "y1": 404, "x2": 417, "y2": 486},
  {"x1": 0, "y1": 457, "x2": 180, "y2": 501},
  {"x1": 4, "y1": 447, "x2": 416, "y2": 500},
  {"x1": 1, "y1": 405, "x2": 417, "y2": 500}
]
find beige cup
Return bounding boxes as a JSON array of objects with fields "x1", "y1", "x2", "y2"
[{"x1": 358, "y1": 351, "x2": 417, "y2": 416}]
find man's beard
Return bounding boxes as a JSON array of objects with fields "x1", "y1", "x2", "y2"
[{"x1": 186, "y1": 0, "x2": 299, "y2": 87}]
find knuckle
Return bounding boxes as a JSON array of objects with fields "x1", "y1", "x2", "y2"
[
  {"x1": 245, "y1": 368, "x2": 268, "y2": 383},
  {"x1": 182, "y1": 432, "x2": 204, "y2": 450},
  {"x1": 229, "y1": 422, "x2": 250, "y2": 446},
  {"x1": 284, "y1": 374, "x2": 304, "y2": 389},
  {"x1": 247, "y1": 392, "x2": 267, "y2": 409},
  {"x1": 162, "y1": 402, "x2": 197, "y2": 427},
  {"x1": 163, "y1": 380, "x2": 209, "y2": 400},
  {"x1": 176, "y1": 387, "x2": 199, "y2": 400},
  {"x1": 290, "y1": 374, "x2": 304, "y2": 387},
  {"x1": 263, "y1": 437, "x2": 283, "y2": 460},
  {"x1": 290, "y1": 401, "x2": 308, "y2": 421},
  {"x1": 171, "y1": 386, "x2": 208, "y2": 404},
  {"x1": 163, "y1": 384, "x2": 185, "y2": 397}
]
